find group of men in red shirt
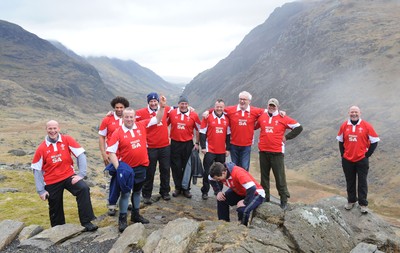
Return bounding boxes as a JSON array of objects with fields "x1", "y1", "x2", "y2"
[{"x1": 31, "y1": 90, "x2": 379, "y2": 231}]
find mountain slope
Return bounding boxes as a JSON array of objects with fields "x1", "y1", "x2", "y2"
[
  {"x1": 0, "y1": 20, "x2": 113, "y2": 113},
  {"x1": 182, "y1": 0, "x2": 400, "y2": 211},
  {"x1": 86, "y1": 57, "x2": 181, "y2": 108}
]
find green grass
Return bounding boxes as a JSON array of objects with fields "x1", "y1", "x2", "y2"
[{"x1": 0, "y1": 170, "x2": 107, "y2": 228}]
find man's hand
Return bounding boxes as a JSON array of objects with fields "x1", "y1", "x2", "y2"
[
  {"x1": 102, "y1": 153, "x2": 110, "y2": 166},
  {"x1": 201, "y1": 149, "x2": 207, "y2": 155},
  {"x1": 279, "y1": 110, "x2": 286, "y2": 117},
  {"x1": 106, "y1": 111, "x2": 113, "y2": 117},
  {"x1": 216, "y1": 192, "x2": 226, "y2": 201},
  {"x1": 40, "y1": 191, "x2": 49, "y2": 201},
  {"x1": 282, "y1": 136, "x2": 287, "y2": 144},
  {"x1": 225, "y1": 151, "x2": 230, "y2": 157},
  {"x1": 159, "y1": 95, "x2": 167, "y2": 107},
  {"x1": 202, "y1": 110, "x2": 210, "y2": 119},
  {"x1": 71, "y1": 175, "x2": 83, "y2": 185},
  {"x1": 237, "y1": 199, "x2": 245, "y2": 207}
]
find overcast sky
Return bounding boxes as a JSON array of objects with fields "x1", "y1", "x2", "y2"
[{"x1": 0, "y1": 0, "x2": 290, "y2": 83}]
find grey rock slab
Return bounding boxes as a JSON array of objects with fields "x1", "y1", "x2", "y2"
[
  {"x1": 109, "y1": 223, "x2": 146, "y2": 253},
  {"x1": 284, "y1": 205, "x2": 354, "y2": 253},
  {"x1": 153, "y1": 218, "x2": 199, "y2": 253},
  {"x1": 0, "y1": 219, "x2": 25, "y2": 251},
  {"x1": 142, "y1": 229, "x2": 162, "y2": 253},
  {"x1": 350, "y1": 242, "x2": 378, "y2": 253},
  {"x1": 19, "y1": 223, "x2": 84, "y2": 250},
  {"x1": 18, "y1": 225, "x2": 43, "y2": 241}
]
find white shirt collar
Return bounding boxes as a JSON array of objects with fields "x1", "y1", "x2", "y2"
[
  {"x1": 212, "y1": 111, "x2": 226, "y2": 119},
  {"x1": 177, "y1": 110, "x2": 190, "y2": 117},
  {"x1": 45, "y1": 134, "x2": 62, "y2": 147},
  {"x1": 147, "y1": 105, "x2": 159, "y2": 114},
  {"x1": 113, "y1": 112, "x2": 121, "y2": 120},
  {"x1": 236, "y1": 104, "x2": 250, "y2": 113},
  {"x1": 122, "y1": 124, "x2": 138, "y2": 132},
  {"x1": 347, "y1": 118, "x2": 362, "y2": 125}
]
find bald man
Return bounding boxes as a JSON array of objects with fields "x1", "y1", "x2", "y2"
[
  {"x1": 31, "y1": 120, "x2": 97, "y2": 231},
  {"x1": 337, "y1": 106, "x2": 380, "y2": 214}
]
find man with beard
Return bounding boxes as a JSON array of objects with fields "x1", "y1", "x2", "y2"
[{"x1": 98, "y1": 96, "x2": 130, "y2": 216}]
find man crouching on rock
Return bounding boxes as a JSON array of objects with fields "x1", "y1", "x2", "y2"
[
  {"x1": 209, "y1": 162, "x2": 265, "y2": 226},
  {"x1": 31, "y1": 120, "x2": 98, "y2": 231}
]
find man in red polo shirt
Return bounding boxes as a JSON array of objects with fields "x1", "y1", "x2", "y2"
[
  {"x1": 31, "y1": 120, "x2": 97, "y2": 231},
  {"x1": 169, "y1": 95, "x2": 201, "y2": 198},
  {"x1": 199, "y1": 98, "x2": 231, "y2": 200},
  {"x1": 256, "y1": 98, "x2": 303, "y2": 210},
  {"x1": 203, "y1": 91, "x2": 284, "y2": 171},
  {"x1": 136, "y1": 92, "x2": 172, "y2": 204},
  {"x1": 107, "y1": 96, "x2": 166, "y2": 232},
  {"x1": 98, "y1": 96, "x2": 130, "y2": 165},
  {"x1": 98, "y1": 96, "x2": 130, "y2": 216},
  {"x1": 209, "y1": 162, "x2": 265, "y2": 226},
  {"x1": 223, "y1": 91, "x2": 264, "y2": 171},
  {"x1": 337, "y1": 105, "x2": 379, "y2": 214}
]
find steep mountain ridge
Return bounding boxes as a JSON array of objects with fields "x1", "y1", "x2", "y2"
[
  {"x1": 0, "y1": 20, "x2": 112, "y2": 113},
  {"x1": 182, "y1": 0, "x2": 400, "y2": 213}
]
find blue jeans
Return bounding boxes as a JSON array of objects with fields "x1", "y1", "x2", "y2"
[{"x1": 230, "y1": 144, "x2": 251, "y2": 171}]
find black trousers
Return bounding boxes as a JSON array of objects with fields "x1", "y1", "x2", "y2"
[
  {"x1": 45, "y1": 176, "x2": 95, "y2": 227},
  {"x1": 259, "y1": 151, "x2": 290, "y2": 202},
  {"x1": 201, "y1": 152, "x2": 225, "y2": 194},
  {"x1": 142, "y1": 146, "x2": 171, "y2": 198},
  {"x1": 342, "y1": 157, "x2": 369, "y2": 206},
  {"x1": 170, "y1": 140, "x2": 193, "y2": 191}
]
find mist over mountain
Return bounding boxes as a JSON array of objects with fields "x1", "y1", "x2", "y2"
[
  {"x1": 86, "y1": 57, "x2": 181, "y2": 108},
  {"x1": 0, "y1": 20, "x2": 112, "y2": 113},
  {"x1": 183, "y1": 0, "x2": 400, "y2": 210}
]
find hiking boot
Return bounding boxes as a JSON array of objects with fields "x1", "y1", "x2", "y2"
[
  {"x1": 143, "y1": 197, "x2": 152, "y2": 205},
  {"x1": 161, "y1": 194, "x2": 171, "y2": 201},
  {"x1": 344, "y1": 202, "x2": 356, "y2": 210},
  {"x1": 202, "y1": 193, "x2": 208, "y2": 200},
  {"x1": 280, "y1": 201, "x2": 288, "y2": 211},
  {"x1": 183, "y1": 190, "x2": 192, "y2": 198},
  {"x1": 131, "y1": 209, "x2": 150, "y2": 224},
  {"x1": 118, "y1": 213, "x2": 128, "y2": 232},
  {"x1": 82, "y1": 222, "x2": 98, "y2": 232},
  {"x1": 172, "y1": 189, "x2": 181, "y2": 197},
  {"x1": 360, "y1": 205, "x2": 369, "y2": 214}
]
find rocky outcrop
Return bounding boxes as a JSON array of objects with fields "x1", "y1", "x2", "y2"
[{"x1": 1, "y1": 196, "x2": 399, "y2": 252}]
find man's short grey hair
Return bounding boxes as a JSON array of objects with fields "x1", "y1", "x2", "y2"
[
  {"x1": 123, "y1": 107, "x2": 136, "y2": 115},
  {"x1": 239, "y1": 91, "x2": 252, "y2": 101}
]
